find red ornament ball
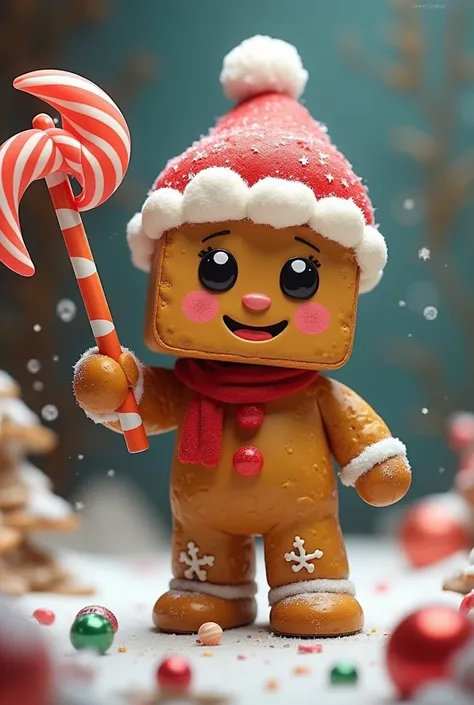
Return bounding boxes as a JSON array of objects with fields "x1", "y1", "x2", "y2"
[
  {"x1": 460, "y1": 591, "x2": 474, "y2": 620},
  {"x1": 232, "y1": 445, "x2": 264, "y2": 477},
  {"x1": 386, "y1": 605, "x2": 473, "y2": 698},
  {"x1": 32, "y1": 609, "x2": 55, "y2": 626},
  {"x1": 75, "y1": 605, "x2": 118, "y2": 633},
  {"x1": 156, "y1": 655, "x2": 192, "y2": 693},
  {"x1": 236, "y1": 405, "x2": 264, "y2": 430}
]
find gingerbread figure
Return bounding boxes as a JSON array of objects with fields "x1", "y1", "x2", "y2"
[{"x1": 73, "y1": 36, "x2": 411, "y2": 636}]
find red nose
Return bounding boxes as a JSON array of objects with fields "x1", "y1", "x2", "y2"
[{"x1": 242, "y1": 293, "x2": 272, "y2": 311}]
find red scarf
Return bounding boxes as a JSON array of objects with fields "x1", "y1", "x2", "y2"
[{"x1": 174, "y1": 358, "x2": 318, "y2": 467}]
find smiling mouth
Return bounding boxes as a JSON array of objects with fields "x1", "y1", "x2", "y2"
[{"x1": 223, "y1": 315, "x2": 288, "y2": 341}]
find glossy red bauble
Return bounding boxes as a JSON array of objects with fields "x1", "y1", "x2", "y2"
[
  {"x1": 232, "y1": 445, "x2": 264, "y2": 477},
  {"x1": 156, "y1": 655, "x2": 192, "y2": 692},
  {"x1": 235, "y1": 405, "x2": 264, "y2": 431},
  {"x1": 386, "y1": 606, "x2": 473, "y2": 698}
]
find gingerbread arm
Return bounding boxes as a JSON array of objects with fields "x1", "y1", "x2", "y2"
[
  {"x1": 73, "y1": 348, "x2": 184, "y2": 436},
  {"x1": 314, "y1": 376, "x2": 411, "y2": 506}
]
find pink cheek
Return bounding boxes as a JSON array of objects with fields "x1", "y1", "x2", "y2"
[
  {"x1": 294, "y1": 302, "x2": 331, "y2": 335},
  {"x1": 181, "y1": 290, "x2": 219, "y2": 323}
]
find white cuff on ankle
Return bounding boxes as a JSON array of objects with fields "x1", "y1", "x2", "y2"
[
  {"x1": 339, "y1": 437, "x2": 409, "y2": 487},
  {"x1": 73, "y1": 346, "x2": 145, "y2": 424},
  {"x1": 169, "y1": 578, "x2": 257, "y2": 601},
  {"x1": 268, "y1": 578, "x2": 355, "y2": 606}
]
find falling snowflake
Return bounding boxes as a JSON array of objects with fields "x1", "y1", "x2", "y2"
[
  {"x1": 423, "y1": 306, "x2": 438, "y2": 321},
  {"x1": 422, "y1": 408, "x2": 429, "y2": 415},
  {"x1": 75, "y1": 502, "x2": 85, "y2": 511},
  {"x1": 41, "y1": 404, "x2": 58, "y2": 421},
  {"x1": 77, "y1": 454, "x2": 84, "y2": 460},
  {"x1": 299, "y1": 156, "x2": 309, "y2": 166},
  {"x1": 56, "y1": 299, "x2": 77, "y2": 323},
  {"x1": 33, "y1": 324, "x2": 42, "y2": 332},
  {"x1": 284, "y1": 536, "x2": 323, "y2": 574},
  {"x1": 439, "y1": 467, "x2": 446, "y2": 474},
  {"x1": 52, "y1": 354, "x2": 59, "y2": 362},
  {"x1": 403, "y1": 198, "x2": 415, "y2": 210},
  {"x1": 325, "y1": 173, "x2": 334, "y2": 183},
  {"x1": 27, "y1": 359, "x2": 41, "y2": 374},
  {"x1": 418, "y1": 247, "x2": 431, "y2": 261},
  {"x1": 107, "y1": 470, "x2": 116, "y2": 477},
  {"x1": 179, "y1": 541, "x2": 215, "y2": 581},
  {"x1": 33, "y1": 381, "x2": 44, "y2": 392},
  {"x1": 399, "y1": 300, "x2": 406, "y2": 307}
]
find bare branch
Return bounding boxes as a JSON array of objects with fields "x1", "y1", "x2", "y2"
[{"x1": 390, "y1": 126, "x2": 439, "y2": 165}]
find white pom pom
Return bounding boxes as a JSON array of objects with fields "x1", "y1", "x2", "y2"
[
  {"x1": 359, "y1": 270, "x2": 383, "y2": 294},
  {"x1": 183, "y1": 167, "x2": 248, "y2": 223},
  {"x1": 356, "y1": 226, "x2": 388, "y2": 279},
  {"x1": 248, "y1": 178, "x2": 315, "y2": 228},
  {"x1": 309, "y1": 197, "x2": 366, "y2": 248},
  {"x1": 141, "y1": 188, "x2": 184, "y2": 240},
  {"x1": 126, "y1": 213, "x2": 154, "y2": 272},
  {"x1": 220, "y1": 35, "x2": 308, "y2": 103}
]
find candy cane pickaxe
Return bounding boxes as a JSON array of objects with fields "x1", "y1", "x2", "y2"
[{"x1": 0, "y1": 70, "x2": 148, "y2": 453}]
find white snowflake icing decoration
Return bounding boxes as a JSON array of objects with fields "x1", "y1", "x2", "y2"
[
  {"x1": 179, "y1": 541, "x2": 215, "y2": 581},
  {"x1": 299, "y1": 156, "x2": 309, "y2": 166},
  {"x1": 325, "y1": 173, "x2": 334, "y2": 183},
  {"x1": 284, "y1": 536, "x2": 323, "y2": 574}
]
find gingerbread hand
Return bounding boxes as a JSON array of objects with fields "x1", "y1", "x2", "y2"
[
  {"x1": 73, "y1": 348, "x2": 143, "y2": 423},
  {"x1": 355, "y1": 456, "x2": 412, "y2": 507}
]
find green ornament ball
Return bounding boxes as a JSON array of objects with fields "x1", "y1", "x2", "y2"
[
  {"x1": 70, "y1": 613, "x2": 114, "y2": 654},
  {"x1": 329, "y1": 662, "x2": 359, "y2": 685}
]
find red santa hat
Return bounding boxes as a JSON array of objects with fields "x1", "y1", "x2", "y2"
[{"x1": 127, "y1": 35, "x2": 387, "y2": 293}]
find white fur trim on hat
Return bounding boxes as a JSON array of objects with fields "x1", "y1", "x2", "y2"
[
  {"x1": 183, "y1": 167, "x2": 248, "y2": 223},
  {"x1": 126, "y1": 168, "x2": 388, "y2": 293},
  {"x1": 142, "y1": 188, "x2": 183, "y2": 239},
  {"x1": 339, "y1": 437, "x2": 409, "y2": 487},
  {"x1": 248, "y1": 178, "x2": 315, "y2": 228},
  {"x1": 126, "y1": 212, "x2": 154, "y2": 273},
  {"x1": 220, "y1": 35, "x2": 308, "y2": 103}
]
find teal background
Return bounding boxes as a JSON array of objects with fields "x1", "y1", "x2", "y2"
[{"x1": 28, "y1": 1, "x2": 474, "y2": 532}]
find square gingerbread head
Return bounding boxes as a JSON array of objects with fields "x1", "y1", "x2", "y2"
[{"x1": 127, "y1": 36, "x2": 387, "y2": 371}]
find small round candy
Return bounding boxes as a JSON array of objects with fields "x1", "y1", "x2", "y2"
[
  {"x1": 235, "y1": 405, "x2": 264, "y2": 430},
  {"x1": 33, "y1": 608, "x2": 55, "y2": 626},
  {"x1": 156, "y1": 655, "x2": 192, "y2": 693},
  {"x1": 460, "y1": 590, "x2": 474, "y2": 620},
  {"x1": 75, "y1": 605, "x2": 118, "y2": 633},
  {"x1": 198, "y1": 622, "x2": 223, "y2": 646},
  {"x1": 232, "y1": 445, "x2": 264, "y2": 477},
  {"x1": 330, "y1": 662, "x2": 358, "y2": 685},
  {"x1": 70, "y1": 614, "x2": 114, "y2": 655}
]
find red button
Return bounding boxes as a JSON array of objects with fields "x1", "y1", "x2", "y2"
[
  {"x1": 236, "y1": 405, "x2": 264, "y2": 430},
  {"x1": 232, "y1": 446, "x2": 264, "y2": 477}
]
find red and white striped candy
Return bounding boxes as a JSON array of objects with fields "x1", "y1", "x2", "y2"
[{"x1": 0, "y1": 70, "x2": 130, "y2": 277}]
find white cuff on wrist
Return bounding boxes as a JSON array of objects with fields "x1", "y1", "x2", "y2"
[
  {"x1": 73, "y1": 346, "x2": 145, "y2": 424},
  {"x1": 339, "y1": 437, "x2": 409, "y2": 487}
]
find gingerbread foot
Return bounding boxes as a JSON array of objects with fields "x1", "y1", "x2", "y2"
[
  {"x1": 270, "y1": 592, "x2": 363, "y2": 637},
  {"x1": 153, "y1": 590, "x2": 256, "y2": 633}
]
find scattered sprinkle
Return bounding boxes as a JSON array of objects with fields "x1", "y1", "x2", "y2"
[
  {"x1": 202, "y1": 651, "x2": 214, "y2": 657},
  {"x1": 33, "y1": 324, "x2": 42, "y2": 332},
  {"x1": 370, "y1": 628, "x2": 377, "y2": 634},
  {"x1": 41, "y1": 404, "x2": 58, "y2": 421},
  {"x1": 56, "y1": 298, "x2": 77, "y2": 322},
  {"x1": 33, "y1": 608, "x2": 55, "y2": 626},
  {"x1": 237, "y1": 654, "x2": 246, "y2": 660},
  {"x1": 118, "y1": 646, "x2": 127, "y2": 653},
  {"x1": 27, "y1": 359, "x2": 41, "y2": 374},
  {"x1": 293, "y1": 666, "x2": 311, "y2": 675},
  {"x1": 418, "y1": 247, "x2": 431, "y2": 261},
  {"x1": 423, "y1": 305, "x2": 438, "y2": 321},
  {"x1": 298, "y1": 644, "x2": 323, "y2": 654},
  {"x1": 374, "y1": 581, "x2": 390, "y2": 593},
  {"x1": 265, "y1": 679, "x2": 279, "y2": 691}
]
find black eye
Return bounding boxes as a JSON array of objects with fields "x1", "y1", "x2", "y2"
[
  {"x1": 280, "y1": 257, "x2": 319, "y2": 300},
  {"x1": 198, "y1": 248, "x2": 238, "y2": 292}
]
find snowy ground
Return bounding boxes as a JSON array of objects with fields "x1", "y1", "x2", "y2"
[{"x1": 16, "y1": 538, "x2": 465, "y2": 705}]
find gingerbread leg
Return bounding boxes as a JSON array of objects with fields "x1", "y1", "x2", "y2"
[
  {"x1": 264, "y1": 512, "x2": 363, "y2": 637},
  {"x1": 153, "y1": 519, "x2": 257, "y2": 633}
]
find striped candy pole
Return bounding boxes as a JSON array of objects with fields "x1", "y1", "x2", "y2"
[{"x1": 34, "y1": 114, "x2": 148, "y2": 454}]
